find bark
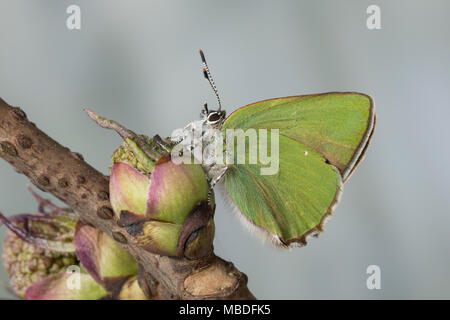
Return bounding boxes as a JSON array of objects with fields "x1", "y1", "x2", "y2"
[{"x1": 0, "y1": 97, "x2": 255, "y2": 300}]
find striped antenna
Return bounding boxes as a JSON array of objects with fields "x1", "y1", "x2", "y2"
[{"x1": 199, "y1": 49, "x2": 222, "y2": 111}]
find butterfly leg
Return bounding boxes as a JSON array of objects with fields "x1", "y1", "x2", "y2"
[
  {"x1": 209, "y1": 166, "x2": 228, "y2": 189},
  {"x1": 207, "y1": 188, "x2": 215, "y2": 208},
  {"x1": 206, "y1": 166, "x2": 227, "y2": 209}
]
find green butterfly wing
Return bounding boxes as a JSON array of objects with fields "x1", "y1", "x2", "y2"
[{"x1": 221, "y1": 92, "x2": 375, "y2": 246}]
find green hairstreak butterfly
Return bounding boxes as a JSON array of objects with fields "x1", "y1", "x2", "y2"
[{"x1": 170, "y1": 49, "x2": 376, "y2": 248}]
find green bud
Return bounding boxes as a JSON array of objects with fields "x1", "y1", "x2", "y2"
[
  {"x1": 74, "y1": 222, "x2": 138, "y2": 285},
  {"x1": 25, "y1": 268, "x2": 108, "y2": 300},
  {"x1": 1, "y1": 196, "x2": 145, "y2": 300},
  {"x1": 117, "y1": 276, "x2": 150, "y2": 300},
  {"x1": 111, "y1": 149, "x2": 215, "y2": 258},
  {"x1": 85, "y1": 109, "x2": 216, "y2": 259}
]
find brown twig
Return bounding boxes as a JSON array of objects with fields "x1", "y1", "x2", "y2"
[{"x1": 0, "y1": 98, "x2": 255, "y2": 300}]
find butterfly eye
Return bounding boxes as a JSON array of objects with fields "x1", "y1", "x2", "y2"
[{"x1": 208, "y1": 112, "x2": 221, "y2": 123}]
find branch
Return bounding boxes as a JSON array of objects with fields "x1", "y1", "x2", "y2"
[{"x1": 0, "y1": 98, "x2": 255, "y2": 300}]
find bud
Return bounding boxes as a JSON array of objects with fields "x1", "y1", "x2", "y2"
[
  {"x1": 86, "y1": 110, "x2": 215, "y2": 259},
  {"x1": 74, "y1": 222, "x2": 138, "y2": 286},
  {"x1": 23, "y1": 222, "x2": 149, "y2": 300},
  {"x1": 117, "y1": 276, "x2": 150, "y2": 300},
  {"x1": 1, "y1": 191, "x2": 148, "y2": 300},
  {"x1": 25, "y1": 268, "x2": 108, "y2": 300},
  {"x1": 111, "y1": 146, "x2": 215, "y2": 258},
  {"x1": 2, "y1": 230, "x2": 77, "y2": 298}
]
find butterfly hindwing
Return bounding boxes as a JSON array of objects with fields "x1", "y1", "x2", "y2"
[{"x1": 224, "y1": 134, "x2": 342, "y2": 246}]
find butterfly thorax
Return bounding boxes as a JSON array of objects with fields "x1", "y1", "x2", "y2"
[{"x1": 170, "y1": 110, "x2": 228, "y2": 184}]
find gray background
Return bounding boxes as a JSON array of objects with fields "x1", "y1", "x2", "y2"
[{"x1": 0, "y1": 0, "x2": 449, "y2": 299}]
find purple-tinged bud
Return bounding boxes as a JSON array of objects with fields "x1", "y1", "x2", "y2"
[
  {"x1": 25, "y1": 269, "x2": 108, "y2": 300},
  {"x1": 74, "y1": 222, "x2": 138, "y2": 286},
  {"x1": 111, "y1": 153, "x2": 215, "y2": 258},
  {"x1": 1, "y1": 190, "x2": 146, "y2": 300},
  {"x1": 85, "y1": 110, "x2": 216, "y2": 259}
]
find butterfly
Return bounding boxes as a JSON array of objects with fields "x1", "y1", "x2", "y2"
[{"x1": 170, "y1": 49, "x2": 376, "y2": 248}]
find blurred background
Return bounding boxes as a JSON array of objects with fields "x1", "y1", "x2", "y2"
[{"x1": 0, "y1": 0, "x2": 449, "y2": 299}]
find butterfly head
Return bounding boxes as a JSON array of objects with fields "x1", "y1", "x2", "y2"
[
  {"x1": 207, "y1": 110, "x2": 226, "y2": 124},
  {"x1": 201, "y1": 103, "x2": 226, "y2": 126}
]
